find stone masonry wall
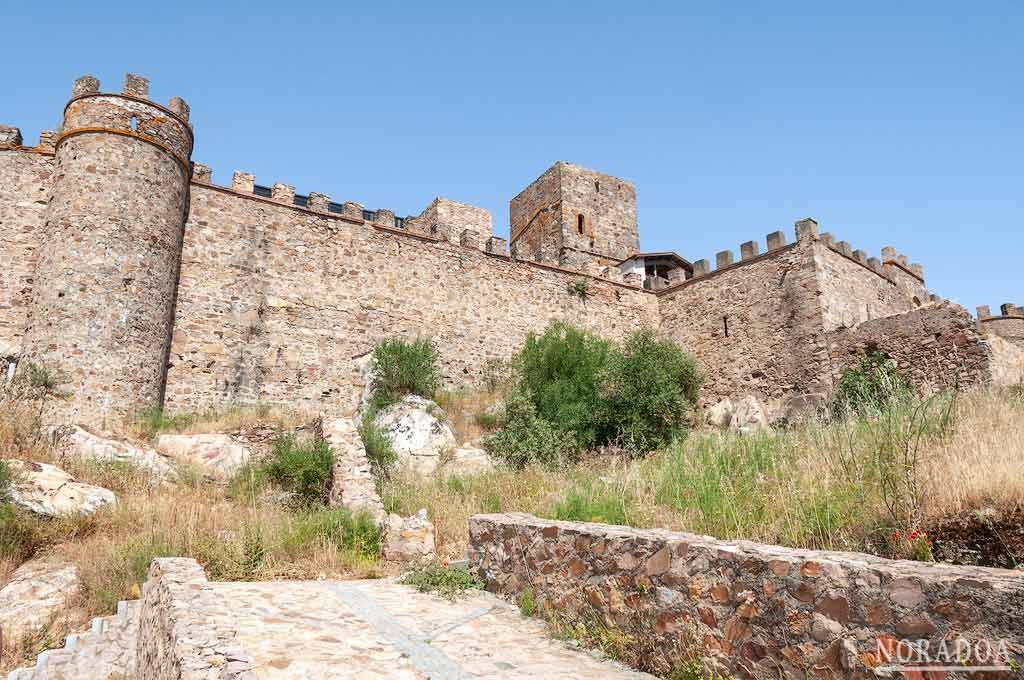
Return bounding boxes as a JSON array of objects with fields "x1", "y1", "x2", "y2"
[
  {"x1": 656, "y1": 227, "x2": 831, "y2": 419},
  {"x1": 0, "y1": 147, "x2": 53, "y2": 357},
  {"x1": 163, "y1": 180, "x2": 658, "y2": 414},
  {"x1": 136, "y1": 557, "x2": 256, "y2": 679},
  {"x1": 406, "y1": 196, "x2": 492, "y2": 243},
  {"x1": 557, "y1": 162, "x2": 639, "y2": 264},
  {"x1": 814, "y1": 239, "x2": 926, "y2": 331},
  {"x1": 21, "y1": 80, "x2": 192, "y2": 427},
  {"x1": 825, "y1": 301, "x2": 1016, "y2": 390},
  {"x1": 980, "y1": 315, "x2": 1024, "y2": 350},
  {"x1": 509, "y1": 163, "x2": 562, "y2": 262},
  {"x1": 469, "y1": 512, "x2": 1024, "y2": 680}
]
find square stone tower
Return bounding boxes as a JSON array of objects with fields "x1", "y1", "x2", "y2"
[{"x1": 509, "y1": 161, "x2": 639, "y2": 269}]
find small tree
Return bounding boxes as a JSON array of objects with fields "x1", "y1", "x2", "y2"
[
  {"x1": 483, "y1": 389, "x2": 575, "y2": 469},
  {"x1": 601, "y1": 329, "x2": 702, "y2": 455}
]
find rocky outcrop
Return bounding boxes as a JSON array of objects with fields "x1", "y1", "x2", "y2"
[
  {"x1": 441, "y1": 444, "x2": 495, "y2": 477},
  {"x1": 372, "y1": 395, "x2": 456, "y2": 474},
  {"x1": 705, "y1": 398, "x2": 734, "y2": 429},
  {"x1": 0, "y1": 559, "x2": 81, "y2": 644},
  {"x1": 154, "y1": 434, "x2": 251, "y2": 478},
  {"x1": 322, "y1": 417, "x2": 385, "y2": 523},
  {"x1": 65, "y1": 425, "x2": 177, "y2": 479},
  {"x1": 705, "y1": 395, "x2": 770, "y2": 434},
  {"x1": 6, "y1": 459, "x2": 116, "y2": 517},
  {"x1": 381, "y1": 509, "x2": 436, "y2": 563}
]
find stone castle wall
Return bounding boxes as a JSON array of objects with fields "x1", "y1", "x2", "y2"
[
  {"x1": 824, "y1": 301, "x2": 1023, "y2": 390},
  {"x1": 509, "y1": 163, "x2": 562, "y2": 262},
  {"x1": 162, "y1": 177, "x2": 658, "y2": 414},
  {"x1": 0, "y1": 146, "x2": 52, "y2": 357},
  {"x1": 20, "y1": 76, "x2": 192, "y2": 426},
  {"x1": 814, "y1": 236, "x2": 928, "y2": 331},
  {"x1": 469, "y1": 512, "x2": 1024, "y2": 680},
  {"x1": 656, "y1": 225, "x2": 832, "y2": 418},
  {"x1": 978, "y1": 305, "x2": 1024, "y2": 350}
]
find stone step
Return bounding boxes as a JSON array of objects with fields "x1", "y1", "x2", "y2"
[{"x1": 6, "y1": 600, "x2": 139, "y2": 680}]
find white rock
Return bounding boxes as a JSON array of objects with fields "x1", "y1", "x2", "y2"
[
  {"x1": 65, "y1": 425, "x2": 176, "y2": 479},
  {"x1": 0, "y1": 559, "x2": 81, "y2": 642},
  {"x1": 154, "y1": 433, "x2": 251, "y2": 477},
  {"x1": 705, "y1": 398, "x2": 734, "y2": 429},
  {"x1": 373, "y1": 395, "x2": 457, "y2": 474},
  {"x1": 441, "y1": 444, "x2": 495, "y2": 477},
  {"x1": 322, "y1": 417, "x2": 385, "y2": 524},
  {"x1": 729, "y1": 395, "x2": 771, "y2": 435},
  {"x1": 381, "y1": 509, "x2": 436, "y2": 563},
  {"x1": 353, "y1": 351, "x2": 376, "y2": 417},
  {"x1": 6, "y1": 459, "x2": 116, "y2": 517}
]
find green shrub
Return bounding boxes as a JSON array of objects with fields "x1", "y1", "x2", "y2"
[
  {"x1": 279, "y1": 507, "x2": 380, "y2": 560},
  {"x1": 0, "y1": 460, "x2": 13, "y2": 502},
  {"x1": 371, "y1": 337, "x2": 441, "y2": 411},
  {"x1": 358, "y1": 418, "x2": 397, "y2": 476},
  {"x1": 483, "y1": 389, "x2": 575, "y2": 469},
  {"x1": 473, "y1": 410, "x2": 500, "y2": 431},
  {"x1": 400, "y1": 561, "x2": 484, "y2": 600},
  {"x1": 601, "y1": 329, "x2": 701, "y2": 455},
  {"x1": 262, "y1": 433, "x2": 334, "y2": 506},
  {"x1": 832, "y1": 351, "x2": 913, "y2": 416},
  {"x1": 516, "y1": 321, "x2": 611, "y2": 451}
]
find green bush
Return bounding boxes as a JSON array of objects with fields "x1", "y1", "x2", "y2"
[
  {"x1": 262, "y1": 433, "x2": 334, "y2": 506},
  {"x1": 371, "y1": 337, "x2": 441, "y2": 411},
  {"x1": 483, "y1": 389, "x2": 575, "y2": 469},
  {"x1": 358, "y1": 418, "x2": 397, "y2": 476},
  {"x1": 400, "y1": 561, "x2": 484, "y2": 599},
  {"x1": 516, "y1": 321, "x2": 611, "y2": 451},
  {"x1": 601, "y1": 329, "x2": 701, "y2": 455},
  {"x1": 832, "y1": 351, "x2": 913, "y2": 416}
]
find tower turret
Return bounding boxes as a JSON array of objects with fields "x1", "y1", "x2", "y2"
[{"x1": 22, "y1": 73, "x2": 193, "y2": 426}]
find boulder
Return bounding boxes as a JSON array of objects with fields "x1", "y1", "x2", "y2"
[
  {"x1": 65, "y1": 425, "x2": 176, "y2": 479},
  {"x1": 441, "y1": 444, "x2": 495, "y2": 477},
  {"x1": 154, "y1": 433, "x2": 251, "y2": 478},
  {"x1": 322, "y1": 417, "x2": 385, "y2": 523},
  {"x1": 705, "y1": 398, "x2": 734, "y2": 429},
  {"x1": 372, "y1": 395, "x2": 457, "y2": 474},
  {"x1": 0, "y1": 559, "x2": 81, "y2": 642},
  {"x1": 354, "y1": 351, "x2": 376, "y2": 416},
  {"x1": 381, "y1": 509, "x2": 436, "y2": 563},
  {"x1": 6, "y1": 459, "x2": 116, "y2": 517},
  {"x1": 729, "y1": 395, "x2": 771, "y2": 435}
]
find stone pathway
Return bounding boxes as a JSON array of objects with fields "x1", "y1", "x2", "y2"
[{"x1": 213, "y1": 579, "x2": 654, "y2": 679}]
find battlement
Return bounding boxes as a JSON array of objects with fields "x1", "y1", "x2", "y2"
[
  {"x1": 977, "y1": 303, "x2": 1023, "y2": 320},
  {"x1": 816, "y1": 232, "x2": 925, "y2": 284},
  {"x1": 679, "y1": 218, "x2": 810, "y2": 283}
]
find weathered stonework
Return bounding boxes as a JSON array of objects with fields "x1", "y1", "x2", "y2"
[
  {"x1": 0, "y1": 72, "x2": 1015, "y2": 428},
  {"x1": 978, "y1": 303, "x2": 1024, "y2": 350},
  {"x1": 469, "y1": 512, "x2": 1024, "y2": 680}
]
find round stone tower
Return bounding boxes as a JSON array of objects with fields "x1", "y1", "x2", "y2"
[{"x1": 22, "y1": 73, "x2": 193, "y2": 426}]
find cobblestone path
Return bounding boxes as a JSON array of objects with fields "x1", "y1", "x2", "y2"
[{"x1": 212, "y1": 579, "x2": 655, "y2": 679}]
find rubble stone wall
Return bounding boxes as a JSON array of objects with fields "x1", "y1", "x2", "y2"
[
  {"x1": 162, "y1": 182, "x2": 659, "y2": 414},
  {"x1": 656, "y1": 235, "x2": 831, "y2": 418},
  {"x1": 814, "y1": 243, "x2": 926, "y2": 331},
  {"x1": 136, "y1": 557, "x2": 255, "y2": 679},
  {"x1": 981, "y1": 315, "x2": 1024, "y2": 349},
  {"x1": 825, "y1": 302, "x2": 1003, "y2": 390},
  {"x1": 469, "y1": 512, "x2": 1024, "y2": 680},
  {"x1": 0, "y1": 147, "x2": 53, "y2": 356}
]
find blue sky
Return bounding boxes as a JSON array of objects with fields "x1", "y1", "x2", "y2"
[{"x1": 4, "y1": 1, "x2": 1020, "y2": 312}]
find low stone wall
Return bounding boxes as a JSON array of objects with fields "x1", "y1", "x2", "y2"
[
  {"x1": 136, "y1": 558, "x2": 257, "y2": 679},
  {"x1": 469, "y1": 513, "x2": 1024, "y2": 679}
]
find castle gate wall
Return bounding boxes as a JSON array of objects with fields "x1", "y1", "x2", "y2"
[
  {"x1": 0, "y1": 148, "x2": 52, "y2": 357},
  {"x1": 162, "y1": 182, "x2": 659, "y2": 414},
  {"x1": 981, "y1": 316, "x2": 1024, "y2": 349},
  {"x1": 824, "y1": 302, "x2": 1007, "y2": 390},
  {"x1": 814, "y1": 242, "x2": 926, "y2": 331},
  {"x1": 656, "y1": 235, "x2": 831, "y2": 417}
]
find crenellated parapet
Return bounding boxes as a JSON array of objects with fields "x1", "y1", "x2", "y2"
[{"x1": 976, "y1": 303, "x2": 1024, "y2": 349}]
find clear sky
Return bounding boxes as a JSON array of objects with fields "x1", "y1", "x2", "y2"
[{"x1": 4, "y1": 1, "x2": 1020, "y2": 312}]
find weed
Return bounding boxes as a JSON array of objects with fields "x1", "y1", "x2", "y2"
[
  {"x1": 261, "y1": 433, "x2": 334, "y2": 507},
  {"x1": 519, "y1": 586, "x2": 536, "y2": 616},
  {"x1": 399, "y1": 561, "x2": 484, "y2": 599},
  {"x1": 358, "y1": 418, "x2": 397, "y2": 477},
  {"x1": 370, "y1": 337, "x2": 441, "y2": 410}
]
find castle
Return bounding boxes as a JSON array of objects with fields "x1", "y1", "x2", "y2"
[{"x1": 1, "y1": 73, "x2": 1022, "y2": 428}]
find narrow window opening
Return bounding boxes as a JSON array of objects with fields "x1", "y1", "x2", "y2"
[
  {"x1": 129, "y1": 116, "x2": 138, "y2": 131},
  {"x1": 595, "y1": 180, "x2": 600, "y2": 193},
  {"x1": 723, "y1": 316, "x2": 730, "y2": 338},
  {"x1": 577, "y1": 214, "x2": 584, "y2": 235}
]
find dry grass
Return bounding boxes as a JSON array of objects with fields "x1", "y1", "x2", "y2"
[
  {"x1": 383, "y1": 386, "x2": 1024, "y2": 563},
  {"x1": 114, "y1": 402, "x2": 312, "y2": 443},
  {"x1": 434, "y1": 388, "x2": 504, "y2": 445}
]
